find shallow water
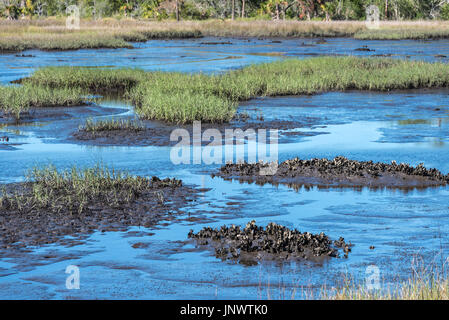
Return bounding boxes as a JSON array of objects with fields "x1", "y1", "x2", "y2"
[{"x1": 1, "y1": 38, "x2": 449, "y2": 299}]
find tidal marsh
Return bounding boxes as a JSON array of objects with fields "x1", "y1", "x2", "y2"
[{"x1": 2, "y1": 15, "x2": 449, "y2": 301}]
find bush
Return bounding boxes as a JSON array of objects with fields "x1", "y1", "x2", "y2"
[
  {"x1": 441, "y1": 4, "x2": 449, "y2": 20},
  {"x1": 181, "y1": 0, "x2": 212, "y2": 20}
]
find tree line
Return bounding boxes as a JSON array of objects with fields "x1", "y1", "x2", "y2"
[{"x1": 1, "y1": 0, "x2": 449, "y2": 21}]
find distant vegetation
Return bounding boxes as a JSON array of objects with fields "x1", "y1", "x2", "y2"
[
  {"x1": 2, "y1": 1, "x2": 449, "y2": 52},
  {"x1": 8, "y1": 57, "x2": 449, "y2": 123},
  {"x1": 2, "y1": 18, "x2": 449, "y2": 53},
  {"x1": 2, "y1": 1, "x2": 449, "y2": 21}
]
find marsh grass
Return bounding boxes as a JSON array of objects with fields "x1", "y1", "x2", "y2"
[
  {"x1": 25, "y1": 67, "x2": 148, "y2": 92},
  {"x1": 26, "y1": 56, "x2": 449, "y2": 123},
  {"x1": 324, "y1": 277, "x2": 449, "y2": 300},
  {"x1": 129, "y1": 57, "x2": 449, "y2": 123},
  {"x1": 260, "y1": 255, "x2": 449, "y2": 300},
  {"x1": 0, "y1": 19, "x2": 202, "y2": 52},
  {"x1": 0, "y1": 164, "x2": 180, "y2": 215},
  {"x1": 79, "y1": 117, "x2": 146, "y2": 132},
  {"x1": 0, "y1": 33, "x2": 132, "y2": 52},
  {"x1": 323, "y1": 256, "x2": 449, "y2": 300},
  {"x1": 0, "y1": 85, "x2": 88, "y2": 119},
  {"x1": 128, "y1": 72, "x2": 237, "y2": 123}
]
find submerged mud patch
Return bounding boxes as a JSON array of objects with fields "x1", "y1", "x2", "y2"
[
  {"x1": 215, "y1": 156, "x2": 449, "y2": 189},
  {"x1": 0, "y1": 103, "x2": 124, "y2": 125},
  {"x1": 72, "y1": 126, "x2": 165, "y2": 147},
  {"x1": 188, "y1": 220, "x2": 352, "y2": 265},
  {"x1": 71, "y1": 116, "x2": 317, "y2": 147},
  {"x1": 0, "y1": 177, "x2": 199, "y2": 250}
]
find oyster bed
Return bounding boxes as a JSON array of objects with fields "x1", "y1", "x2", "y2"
[
  {"x1": 215, "y1": 156, "x2": 449, "y2": 189},
  {"x1": 188, "y1": 221, "x2": 352, "y2": 265}
]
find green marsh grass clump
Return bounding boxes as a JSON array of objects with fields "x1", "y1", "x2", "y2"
[
  {"x1": 129, "y1": 57, "x2": 449, "y2": 123},
  {"x1": 228, "y1": 57, "x2": 449, "y2": 93},
  {"x1": 128, "y1": 72, "x2": 236, "y2": 124},
  {"x1": 26, "y1": 57, "x2": 449, "y2": 124},
  {"x1": 24, "y1": 67, "x2": 148, "y2": 93},
  {"x1": 79, "y1": 118, "x2": 146, "y2": 132},
  {"x1": 0, "y1": 85, "x2": 88, "y2": 119}
]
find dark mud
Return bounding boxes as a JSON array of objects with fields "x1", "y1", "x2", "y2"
[
  {"x1": 72, "y1": 127, "x2": 168, "y2": 147},
  {"x1": 188, "y1": 220, "x2": 352, "y2": 265},
  {"x1": 0, "y1": 177, "x2": 199, "y2": 250},
  {"x1": 355, "y1": 47, "x2": 375, "y2": 52},
  {"x1": 215, "y1": 156, "x2": 449, "y2": 189},
  {"x1": 200, "y1": 41, "x2": 232, "y2": 45},
  {"x1": 71, "y1": 116, "x2": 313, "y2": 147}
]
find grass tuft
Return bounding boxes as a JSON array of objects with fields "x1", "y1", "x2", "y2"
[
  {"x1": 0, "y1": 85, "x2": 88, "y2": 120},
  {"x1": 23, "y1": 67, "x2": 148, "y2": 92},
  {"x1": 0, "y1": 164, "x2": 181, "y2": 215},
  {"x1": 79, "y1": 118, "x2": 146, "y2": 132}
]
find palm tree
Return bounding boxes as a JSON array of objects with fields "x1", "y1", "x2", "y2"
[{"x1": 3, "y1": 0, "x2": 20, "y2": 20}]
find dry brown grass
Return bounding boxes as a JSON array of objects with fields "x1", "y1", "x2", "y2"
[
  {"x1": 0, "y1": 18, "x2": 202, "y2": 51},
  {"x1": 2, "y1": 18, "x2": 449, "y2": 52},
  {"x1": 324, "y1": 256, "x2": 449, "y2": 300}
]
